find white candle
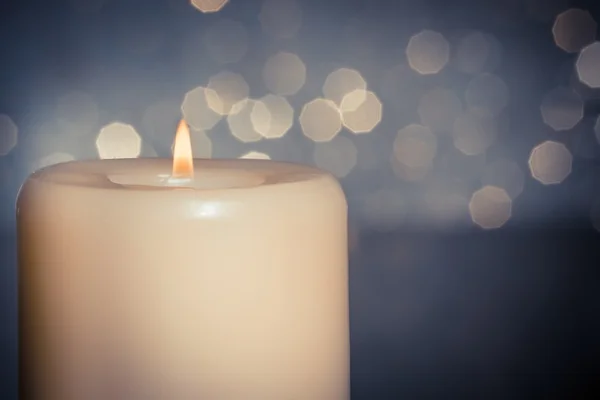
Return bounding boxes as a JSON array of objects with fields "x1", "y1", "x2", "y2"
[{"x1": 18, "y1": 121, "x2": 349, "y2": 399}]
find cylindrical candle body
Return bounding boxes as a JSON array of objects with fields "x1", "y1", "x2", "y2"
[{"x1": 18, "y1": 159, "x2": 349, "y2": 400}]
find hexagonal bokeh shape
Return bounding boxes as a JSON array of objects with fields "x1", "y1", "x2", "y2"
[
  {"x1": 552, "y1": 8, "x2": 597, "y2": 53},
  {"x1": 469, "y1": 185, "x2": 512, "y2": 229},
  {"x1": 263, "y1": 52, "x2": 306, "y2": 96},
  {"x1": 323, "y1": 68, "x2": 367, "y2": 109},
  {"x1": 340, "y1": 90, "x2": 382, "y2": 134},
  {"x1": 299, "y1": 98, "x2": 342, "y2": 142},
  {"x1": 452, "y1": 111, "x2": 498, "y2": 156},
  {"x1": 227, "y1": 99, "x2": 264, "y2": 143},
  {"x1": 0, "y1": 114, "x2": 18, "y2": 156},
  {"x1": 313, "y1": 135, "x2": 357, "y2": 178},
  {"x1": 576, "y1": 42, "x2": 600, "y2": 88},
  {"x1": 406, "y1": 30, "x2": 450, "y2": 75},
  {"x1": 191, "y1": 0, "x2": 228, "y2": 13},
  {"x1": 393, "y1": 124, "x2": 438, "y2": 168},
  {"x1": 207, "y1": 71, "x2": 250, "y2": 116},
  {"x1": 528, "y1": 140, "x2": 573, "y2": 185},
  {"x1": 95, "y1": 122, "x2": 142, "y2": 159},
  {"x1": 481, "y1": 158, "x2": 525, "y2": 200},
  {"x1": 181, "y1": 86, "x2": 223, "y2": 131},
  {"x1": 252, "y1": 94, "x2": 294, "y2": 139},
  {"x1": 540, "y1": 86, "x2": 583, "y2": 131}
]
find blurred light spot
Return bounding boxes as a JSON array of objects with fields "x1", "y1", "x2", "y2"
[
  {"x1": 207, "y1": 71, "x2": 250, "y2": 116},
  {"x1": 96, "y1": 122, "x2": 142, "y2": 159},
  {"x1": 340, "y1": 90, "x2": 382, "y2": 134},
  {"x1": 364, "y1": 190, "x2": 405, "y2": 230},
  {"x1": 299, "y1": 98, "x2": 342, "y2": 142},
  {"x1": 227, "y1": 99, "x2": 264, "y2": 143},
  {"x1": 181, "y1": 86, "x2": 223, "y2": 130},
  {"x1": 204, "y1": 19, "x2": 248, "y2": 64},
  {"x1": 191, "y1": 0, "x2": 228, "y2": 13},
  {"x1": 252, "y1": 94, "x2": 294, "y2": 139},
  {"x1": 240, "y1": 151, "x2": 270, "y2": 160},
  {"x1": 313, "y1": 136, "x2": 357, "y2": 178},
  {"x1": 406, "y1": 30, "x2": 450, "y2": 75},
  {"x1": 259, "y1": 0, "x2": 302, "y2": 39},
  {"x1": 465, "y1": 73, "x2": 509, "y2": 116},
  {"x1": 481, "y1": 158, "x2": 525, "y2": 199},
  {"x1": 453, "y1": 110, "x2": 497, "y2": 155},
  {"x1": 393, "y1": 124, "x2": 438, "y2": 168},
  {"x1": 323, "y1": 68, "x2": 367, "y2": 110},
  {"x1": 263, "y1": 52, "x2": 306, "y2": 96},
  {"x1": 56, "y1": 91, "x2": 99, "y2": 134},
  {"x1": 0, "y1": 114, "x2": 18, "y2": 156},
  {"x1": 25, "y1": 121, "x2": 95, "y2": 161},
  {"x1": 540, "y1": 86, "x2": 583, "y2": 131},
  {"x1": 528, "y1": 140, "x2": 573, "y2": 184},
  {"x1": 576, "y1": 42, "x2": 600, "y2": 88},
  {"x1": 418, "y1": 87, "x2": 463, "y2": 133},
  {"x1": 453, "y1": 31, "x2": 494, "y2": 74},
  {"x1": 552, "y1": 9, "x2": 597, "y2": 53},
  {"x1": 34, "y1": 152, "x2": 75, "y2": 170},
  {"x1": 469, "y1": 186, "x2": 512, "y2": 229}
]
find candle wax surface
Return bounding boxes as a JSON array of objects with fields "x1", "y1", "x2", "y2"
[{"x1": 18, "y1": 158, "x2": 349, "y2": 400}]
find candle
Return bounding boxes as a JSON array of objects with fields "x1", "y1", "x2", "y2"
[{"x1": 18, "y1": 121, "x2": 349, "y2": 399}]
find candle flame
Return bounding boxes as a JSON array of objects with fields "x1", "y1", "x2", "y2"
[{"x1": 172, "y1": 120, "x2": 194, "y2": 179}]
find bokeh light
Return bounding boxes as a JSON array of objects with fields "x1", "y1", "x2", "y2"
[
  {"x1": 55, "y1": 91, "x2": 99, "y2": 134},
  {"x1": 207, "y1": 71, "x2": 250, "y2": 116},
  {"x1": 252, "y1": 94, "x2": 294, "y2": 139},
  {"x1": 528, "y1": 140, "x2": 573, "y2": 185},
  {"x1": 469, "y1": 186, "x2": 512, "y2": 229},
  {"x1": 323, "y1": 68, "x2": 367, "y2": 110},
  {"x1": 204, "y1": 18, "x2": 248, "y2": 64},
  {"x1": 240, "y1": 151, "x2": 270, "y2": 160},
  {"x1": 227, "y1": 99, "x2": 264, "y2": 143},
  {"x1": 540, "y1": 86, "x2": 583, "y2": 131},
  {"x1": 418, "y1": 87, "x2": 463, "y2": 133},
  {"x1": 262, "y1": 52, "x2": 306, "y2": 96},
  {"x1": 340, "y1": 90, "x2": 382, "y2": 134},
  {"x1": 0, "y1": 114, "x2": 18, "y2": 156},
  {"x1": 576, "y1": 42, "x2": 600, "y2": 88},
  {"x1": 95, "y1": 122, "x2": 142, "y2": 159},
  {"x1": 259, "y1": 0, "x2": 302, "y2": 39},
  {"x1": 481, "y1": 158, "x2": 525, "y2": 200},
  {"x1": 465, "y1": 73, "x2": 509, "y2": 116},
  {"x1": 181, "y1": 86, "x2": 222, "y2": 131},
  {"x1": 191, "y1": 0, "x2": 228, "y2": 13},
  {"x1": 299, "y1": 98, "x2": 342, "y2": 142},
  {"x1": 406, "y1": 30, "x2": 450, "y2": 75},
  {"x1": 393, "y1": 124, "x2": 438, "y2": 169},
  {"x1": 313, "y1": 136, "x2": 357, "y2": 178},
  {"x1": 453, "y1": 110, "x2": 497, "y2": 155},
  {"x1": 552, "y1": 9, "x2": 597, "y2": 53}
]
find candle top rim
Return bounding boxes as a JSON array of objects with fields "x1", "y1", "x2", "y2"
[{"x1": 25, "y1": 158, "x2": 336, "y2": 193}]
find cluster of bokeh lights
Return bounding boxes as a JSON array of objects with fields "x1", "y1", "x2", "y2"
[{"x1": 2, "y1": 1, "x2": 600, "y2": 232}]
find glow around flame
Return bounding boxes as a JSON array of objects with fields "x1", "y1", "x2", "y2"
[{"x1": 172, "y1": 120, "x2": 194, "y2": 180}]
